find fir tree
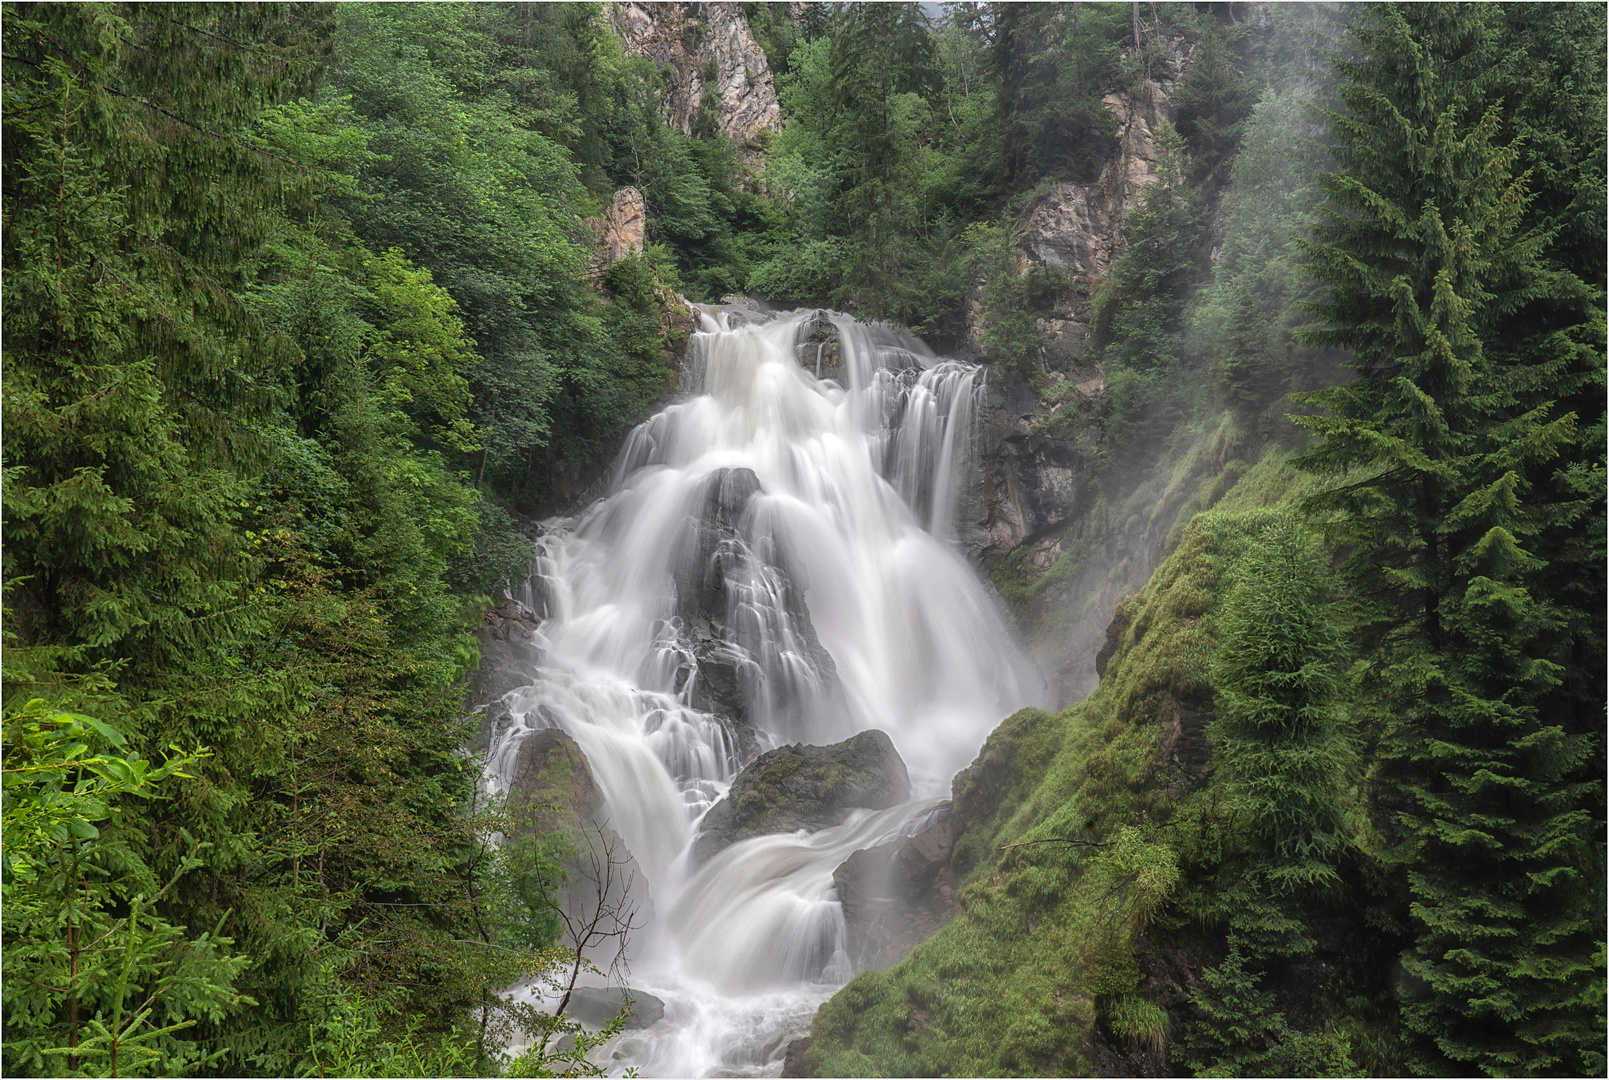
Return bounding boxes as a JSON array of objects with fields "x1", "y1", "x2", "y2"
[{"x1": 1295, "y1": 5, "x2": 1605, "y2": 1074}]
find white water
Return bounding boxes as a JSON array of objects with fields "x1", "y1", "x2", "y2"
[{"x1": 486, "y1": 310, "x2": 1044, "y2": 1076}]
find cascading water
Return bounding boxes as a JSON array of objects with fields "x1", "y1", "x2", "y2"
[{"x1": 486, "y1": 309, "x2": 1045, "y2": 1076}]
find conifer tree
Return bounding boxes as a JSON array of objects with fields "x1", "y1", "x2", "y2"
[
  {"x1": 1183, "y1": 516, "x2": 1358, "y2": 1078},
  {"x1": 1295, "y1": 5, "x2": 1605, "y2": 1073},
  {"x1": 1, "y1": 2, "x2": 324, "y2": 668},
  {"x1": 1212, "y1": 516, "x2": 1354, "y2": 895}
]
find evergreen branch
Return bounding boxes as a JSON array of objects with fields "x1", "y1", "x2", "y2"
[
  {"x1": 13, "y1": 27, "x2": 300, "y2": 167},
  {"x1": 153, "y1": 13, "x2": 294, "y2": 61}
]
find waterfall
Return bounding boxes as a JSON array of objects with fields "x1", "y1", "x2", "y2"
[{"x1": 486, "y1": 309, "x2": 1044, "y2": 1076}]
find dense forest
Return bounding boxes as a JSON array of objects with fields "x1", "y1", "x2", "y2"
[{"x1": 2, "y1": 2, "x2": 1603, "y2": 1078}]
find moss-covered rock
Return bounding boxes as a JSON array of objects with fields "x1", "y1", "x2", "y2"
[
  {"x1": 693, "y1": 729, "x2": 911, "y2": 861},
  {"x1": 505, "y1": 727, "x2": 605, "y2": 834}
]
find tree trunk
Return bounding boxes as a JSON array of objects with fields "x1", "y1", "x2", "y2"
[{"x1": 1074, "y1": 2, "x2": 1084, "y2": 87}]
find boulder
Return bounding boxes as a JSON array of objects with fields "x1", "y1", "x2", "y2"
[
  {"x1": 564, "y1": 985, "x2": 666, "y2": 1030},
  {"x1": 505, "y1": 728, "x2": 605, "y2": 832},
  {"x1": 693, "y1": 730, "x2": 911, "y2": 861}
]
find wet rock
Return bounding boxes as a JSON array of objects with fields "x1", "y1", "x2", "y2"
[
  {"x1": 797, "y1": 310, "x2": 842, "y2": 381},
  {"x1": 670, "y1": 467, "x2": 844, "y2": 754},
  {"x1": 693, "y1": 730, "x2": 911, "y2": 861},
  {"x1": 832, "y1": 802, "x2": 959, "y2": 972},
  {"x1": 468, "y1": 595, "x2": 545, "y2": 754},
  {"x1": 505, "y1": 728, "x2": 606, "y2": 832},
  {"x1": 973, "y1": 381, "x2": 1090, "y2": 562},
  {"x1": 672, "y1": 468, "x2": 765, "y2": 733},
  {"x1": 565, "y1": 986, "x2": 666, "y2": 1030},
  {"x1": 674, "y1": 467, "x2": 764, "y2": 623},
  {"x1": 780, "y1": 1036, "x2": 813, "y2": 1078}
]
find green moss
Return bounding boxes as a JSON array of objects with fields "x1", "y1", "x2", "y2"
[
  {"x1": 758, "y1": 751, "x2": 804, "y2": 788},
  {"x1": 815, "y1": 762, "x2": 853, "y2": 797}
]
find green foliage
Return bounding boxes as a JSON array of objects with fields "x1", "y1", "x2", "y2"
[
  {"x1": 0, "y1": 2, "x2": 302, "y2": 670},
  {"x1": 1, "y1": 5, "x2": 642, "y2": 1074},
  {"x1": 1192, "y1": 85, "x2": 1338, "y2": 433},
  {"x1": 1101, "y1": 992, "x2": 1169, "y2": 1056},
  {"x1": 988, "y1": 1, "x2": 1125, "y2": 192},
  {"x1": 1171, "y1": 18, "x2": 1255, "y2": 183},
  {"x1": 2, "y1": 696, "x2": 252, "y2": 1077},
  {"x1": 1095, "y1": 122, "x2": 1206, "y2": 372},
  {"x1": 1210, "y1": 516, "x2": 1354, "y2": 893},
  {"x1": 1089, "y1": 122, "x2": 1209, "y2": 477},
  {"x1": 1294, "y1": 4, "x2": 1606, "y2": 1074},
  {"x1": 1182, "y1": 940, "x2": 1358, "y2": 1078}
]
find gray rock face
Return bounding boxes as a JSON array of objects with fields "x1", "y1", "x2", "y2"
[
  {"x1": 609, "y1": 2, "x2": 781, "y2": 173},
  {"x1": 667, "y1": 466, "x2": 842, "y2": 761},
  {"x1": 693, "y1": 730, "x2": 911, "y2": 861},
  {"x1": 564, "y1": 985, "x2": 666, "y2": 1030},
  {"x1": 969, "y1": 375, "x2": 1091, "y2": 564}
]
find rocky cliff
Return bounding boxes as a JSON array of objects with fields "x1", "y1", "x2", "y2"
[
  {"x1": 608, "y1": 1, "x2": 782, "y2": 174},
  {"x1": 586, "y1": 185, "x2": 648, "y2": 273},
  {"x1": 962, "y1": 26, "x2": 1211, "y2": 705}
]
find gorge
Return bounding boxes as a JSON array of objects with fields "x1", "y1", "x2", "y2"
[{"x1": 3, "y1": 4, "x2": 1601, "y2": 1078}]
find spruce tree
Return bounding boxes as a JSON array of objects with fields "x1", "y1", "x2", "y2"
[
  {"x1": 1212, "y1": 516, "x2": 1354, "y2": 895},
  {"x1": 1294, "y1": 5, "x2": 1605, "y2": 1074},
  {"x1": 1183, "y1": 516, "x2": 1358, "y2": 1078}
]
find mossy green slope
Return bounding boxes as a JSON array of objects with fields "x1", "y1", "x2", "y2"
[{"x1": 801, "y1": 501, "x2": 1301, "y2": 1077}]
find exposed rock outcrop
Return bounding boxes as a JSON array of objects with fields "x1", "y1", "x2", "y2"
[
  {"x1": 1016, "y1": 29, "x2": 1196, "y2": 282},
  {"x1": 693, "y1": 730, "x2": 911, "y2": 861},
  {"x1": 609, "y1": 2, "x2": 782, "y2": 173},
  {"x1": 831, "y1": 802, "x2": 959, "y2": 973},
  {"x1": 588, "y1": 185, "x2": 647, "y2": 273},
  {"x1": 973, "y1": 380, "x2": 1090, "y2": 562},
  {"x1": 960, "y1": 28, "x2": 1207, "y2": 706}
]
